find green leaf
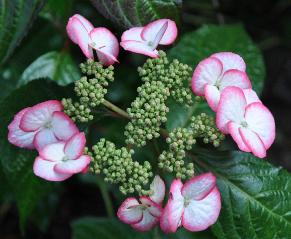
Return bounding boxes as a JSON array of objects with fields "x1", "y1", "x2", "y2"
[
  {"x1": 71, "y1": 217, "x2": 153, "y2": 239},
  {"x1": 0, "y1": 79, "x2": 69, "y2": 230},
  {"x1": 19, "y1": 51, "x2": 80, "y2": 86},
  {"x1": 166, "y1": 24, "x2": 266, "y2": 130},
  {"x1": 0, "y1": 19, "x2": 64, "y2": 101},
  {"x1": 0, "y1": 0, "x2": 46, "y2": 65},
  {"x1": 71, "y1": 217, "x2": 217, "y2": 239},
  {"x1": 40, "y1": 0, "x2": 73, "y2": 22},
  {"x1": 192, "y1": 147, "x2": 291, "y2": 239},
  {"x1": 90, "y1": 0, "x2": 182, "y2": 29}
]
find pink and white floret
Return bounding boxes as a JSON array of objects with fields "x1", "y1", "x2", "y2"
[
  {"x1": 191, "y1": 52, "x2": 252, "y2": 111},
  {"x1": 117, "y1": 175, "x2": 165, "y2": 231},
  {"x1": 66, "y1": 14, "x2": 119, "y2": 66},
  {"x1": 120, "y1": 19, "x2": 178, "y2": 58},
  {"x1": 216, "y1": 86, "x2": 275, "y2": 158},
  {"x1": 160, "y1": 172, "x2": 221, "y2": 233},
  {"x1": 8, "y1": 100, "x2": 78, "y2": 151},
  {"x1": 34, "y1": 132, "x2": 91, "y2": 181}
]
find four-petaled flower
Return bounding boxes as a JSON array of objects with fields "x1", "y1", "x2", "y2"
[
  {"x1": 8, "y1": 100, "x2": 78, "y2": 151},
  {"x1": 34, "y1": 132, "x2": 91, "y2": 181},
  {"x1": 117, "y1": 175, "x2": 165, "y2": 231},
  {"x1": 216, "y1": 86, "x2": 275, "y2": 158},
  {"x1": 191, "y1": 52, "x2": 252, "y2": 111},
  {"x1": 120, "y1": 19, "x2": 177, "y2": 58},
  {"x1": 160, "y1": 173, "x2": 221, "y2": 233},
  {"x1": 67, "y1": 14, "x2": 119, "y2": 66}
]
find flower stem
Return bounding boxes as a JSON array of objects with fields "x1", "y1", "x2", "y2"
[
  {"x1": 96, "y1": 177, "x2": 114, "y2": 218},
  {"x1": 102, "y1": 99, "x2": 130, "y2": 119}
]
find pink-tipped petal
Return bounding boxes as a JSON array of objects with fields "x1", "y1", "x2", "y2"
[
  {"x1": 72, "y1": 14, "x2": 94, "y2": 32},
  {"x1": 216, "y1": 87, "x2": 247, "y2": 134},
  {"x1": 33, "y1": 157, "x2": 72, "y2": 181},
  {"x1": 90, "y1": 27, "x2": 119, "y2": 66},
  {"x1": 89, "y1": 28, "x2": 119, "y2": 65},
  {"x1": 149, "y1": 175, "x2": 165, "y2": 204},
  {"x1": 67, "y1": 14, "x2": 94, "y2": 44},
  {"x1": 211, "y1": 52, "x2": 246, "y2": 72},
  {"x1": 121, "y1": 27, "x2": 143, "y2": 42},
  {"x1": 39, "y1": 142, "x2": 66, "y2": 162},
  {"x1": 64, "y1": 132, "x2": 86, "y2": 160},
  {"x1": 204, "y1": 84, "x2": 221, "y2": 112},
  {"x1": 191, "y1": 57, "x2": 223, "y2": 96},
  {"x1": 120, "y1": 40, "x2": 159, "y2": 58},
  {"x1": 69, "y1": 18, "x2": 93, "y2": 58},
  {"x1": 220, "y1": 69, "x2": 251, "y2": 90},
  {"x1": 8, "y1": 108, "x2": 36, "y2": 149},
  {"x1": 117, "y1": 198, "x2": 143, "y2": 224},
  {"x1": 239, "y1": 127, "x2": 266, "y2": 158},
  {"x1": 96, "y1": 48, "x2": 119, "y2": 66},
  {"x1": 54, "y1": 155, "x2": 91, "y2": 174},
  {"x1": 181, "y1": 173, "x2": 216, "y2": 200},
  {"x1": 20, "y1": 100, "x2": 63, "y2": 132},
  {"x1": 168, "y1": 179, "x2": 184, "y2": 232},
  {"x1": 227, "y1": 122, "x2": 251, "y2": 152},
  {"x1": 243, "y1": 89, "x2": 261, "y2": 105},
  {"x1": 139, "y1": 196, "x2": 162, "y2": 218},
  {"x1": 244, "y1": 103, "x2": 275, "y2": 149},
  {"x1": 33, "y1": 128, "x2": 58, "y2": 151},
  {"x1": 160, "y1": 204, "x2": 172, "y2": 233},
  {"x1": 131, "y1": 210, "x2": 158, "y2": 232},
  {"x1": 141, "y1": 19, "x2": 178, "y2": 45},
  {"x1": 51, "y1": 111, "x2": 79, "y2": 141},
  {"x1": 182, "y1": 187, "x2": 221, "y2": 232}
]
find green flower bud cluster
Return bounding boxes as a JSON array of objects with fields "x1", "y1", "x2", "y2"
[
  {"x1": 124, "y1": 81, "x2": 170, "y2": 147},
  {"x1": 80, "y1": 59, "x2": 114, "y2": 85},
  {"x1": 138, "y1": 50, "x2": 193, "y2": 105},
  {"x1": 62, "y1": 59, "x2": 114, "y2": 122},
  {"x1": 190, "y1": 113, "x2": 225, "y2": 147},
  {"x1": 158, "y1": 127, "x2": 195, "y2": 179},
  {"x1": 158, "y1": 113, "x2": 225, "y2": 179},
  {"x1": 90, "y1": 138, "x2": 153, "y2": 195}
]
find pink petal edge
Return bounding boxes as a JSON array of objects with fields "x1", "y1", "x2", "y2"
[
  {"x1": 181, "y1": 172, "x2": 216, "y2": 200},
  {"x1": 33, "y1": 157, "x2": 72, "y2": 181},
  {"x1": 64, "y1": 132, "x2": 86, "y2": 160},
  {"x1": 191, "y1": 57, "x2": 223, "y2": 96},
  {"x1": 117, "y1": 197, "x2": 143, "y2": 224}
]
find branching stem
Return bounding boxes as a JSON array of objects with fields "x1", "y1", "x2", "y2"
[{"x1": 102, "y1": 99, "x2": 130, "y2": 119}]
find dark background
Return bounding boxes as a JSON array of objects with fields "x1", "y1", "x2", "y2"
[{"x1": 0, "y1": 0, "x2": 290, "y2": 238}]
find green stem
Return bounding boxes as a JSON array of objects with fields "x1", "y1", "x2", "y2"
[
  {"x1": 96, "y1": 177, "x2": 114, "y2": 218},
  {"x1": 102, "y1": 99, "x2": 130, "y2": 119},
  {"x1": 153, "y1": 227, "x2": 161, "y2": 239}
]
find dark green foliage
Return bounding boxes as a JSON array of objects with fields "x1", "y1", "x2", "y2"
[
  {"x1": 0, "y1": 0, "x2": 46, "y2": 64},
  {"x1": 90, "y1": 0, "x2": 181, "y2": 29},
  {"x1": 193, "y1": 148, "x2": 291, "y2": 239}
]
